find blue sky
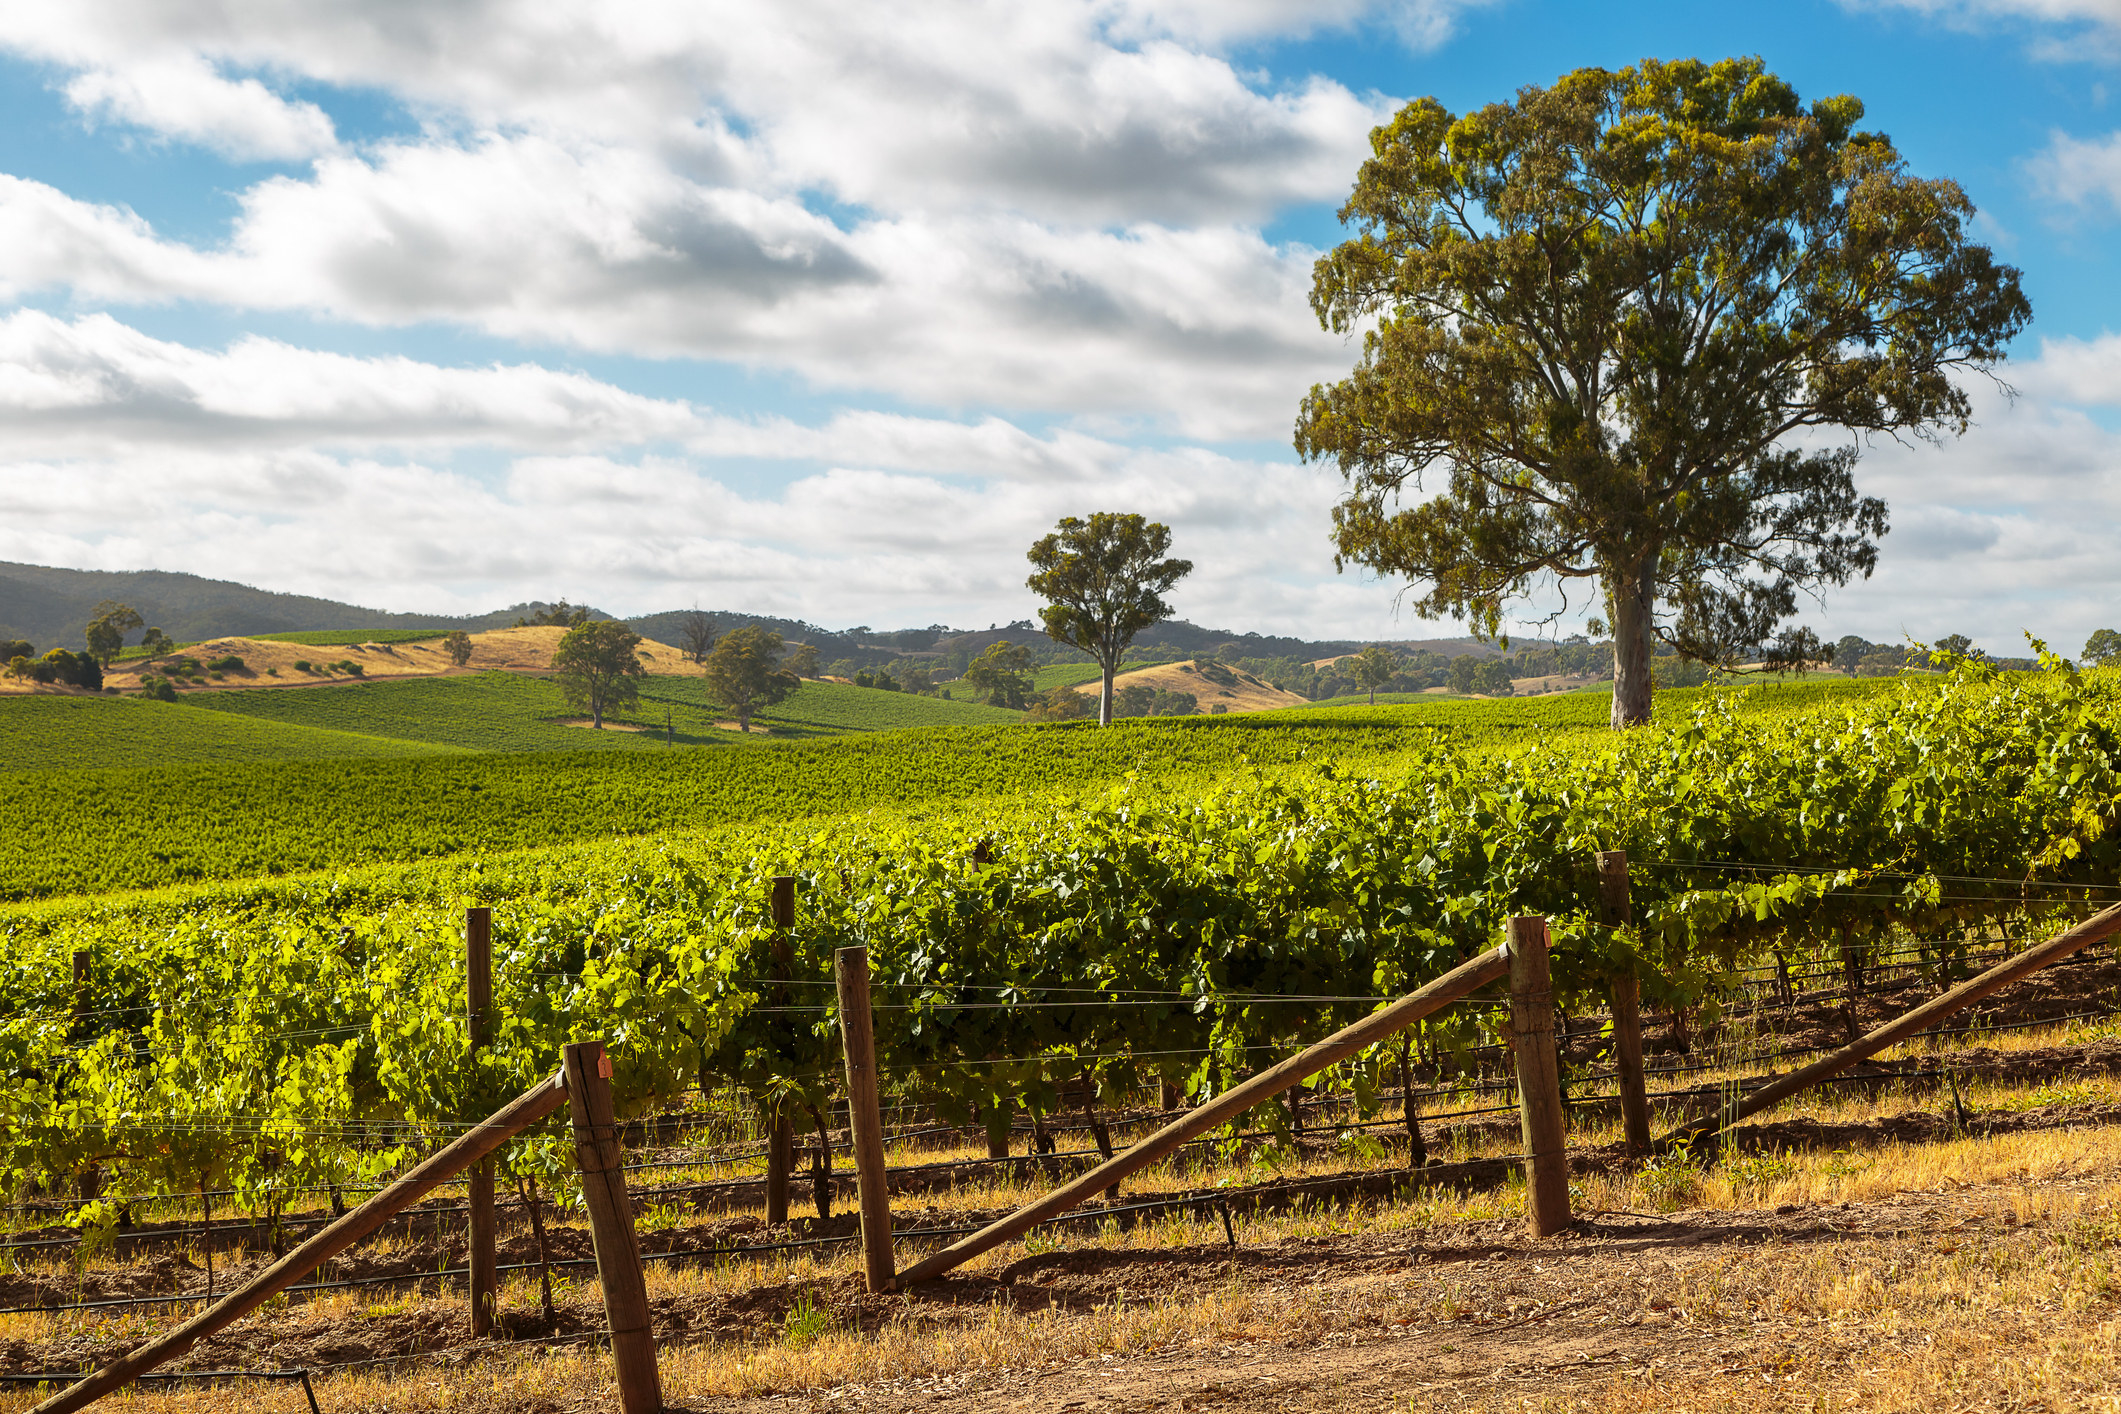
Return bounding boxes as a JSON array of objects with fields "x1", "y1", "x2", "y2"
[{"x1": 2, "y1": 0, "x2": 2118, "y2": 652}]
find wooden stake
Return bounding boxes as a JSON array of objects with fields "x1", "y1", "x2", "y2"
[
  {"x1": 835, "y1": 946, "x2": 896, "y2": 1292},
  {"x1": 30, "y1": 1073, "x2": 567, "y2": 1414},
  {"x1": 465, "y1": 907, "x2": 496, "y2": 1337},
  {"x1": 562, "y1": 1042, "x2": 661, "y2": 1414},
  {"x1": 1665, "y1": 899, "x2": 2121, "y2": 1152},
  {"x1": 1595, "y1": 852, "x2": 1652, "y2": 1155},
  {"x1": 1508, "y1": 916, "x2": 1572, "y2": 1238},
  {"x1": 897, "y1": 942, "x2": 1512, "y2": 1286},
  {"x1": 765, "y1": 875, "x2": 797, "y2": 1226}
]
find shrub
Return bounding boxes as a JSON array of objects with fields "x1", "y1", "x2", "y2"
[
  {"x1": 292, "y1": 660, "x2": 313, "y2": 673},
  {"x1": 136, "y1": 676, "x2": 180, "y2": 703},
  {"x1": 206, "y1": 655, "x2": 246, "y2": 673},
  {"x1": 27, "y1": 649, "x2": 102, "y2": 691}
]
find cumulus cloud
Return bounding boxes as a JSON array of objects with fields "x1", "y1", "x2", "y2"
[
  {"x1": 0, "y1": 1, "x2": 1404, "y2": 222},
  {"x1": 2028, "y1": 129, "x2": 2121, "y2": 217},
  {"x1": 2, "y1": 437, "x2": 1364, "y2": 633},
  {"x1": 0, "y1": 310, "x2": 707, "y2": 452},
  {"x1": 64, "y1": 56, "x2": 337, "y2": 161}
]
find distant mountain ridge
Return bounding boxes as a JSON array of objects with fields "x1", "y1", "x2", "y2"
[{"x1": 0, "y1": 559, "x2": 1501, "y2": 662}]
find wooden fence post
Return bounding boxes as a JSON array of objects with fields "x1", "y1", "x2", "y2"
[
  {"x1": 1664, "y1": 900, "x2": 2121, "y2": 1152},
  {"x1": 30, "y1": 1072, "x2": 568, "y2": 1414},
  {"x1": 765, "y1": 875, "x2": 797, "y2": 1226},
  {"x1": 835, "y1": 946, "x2": 896, "y2": 1292},
  {"x1": 562, "y1": 1042, "x2": 661, "y2": 1414},
  {"x1": 465, "y1": 906, "x2": 496, "y2": 1337},
  {"x1": 1595, "y1": 852, "x2": 1652, "y2": 1155},
  {"x1": 1508, "y1": 916, "x2": 1572, "y2": 1238},
  {"x1": 897, "y1": 942, "x2": 1514, "y2": 1286}
]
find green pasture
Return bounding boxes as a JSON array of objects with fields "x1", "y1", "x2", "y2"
[{"x1": 0, "y1": 693, "x2": 457, "y2": 773}]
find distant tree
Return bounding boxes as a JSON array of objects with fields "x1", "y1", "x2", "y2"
[
  {"x1": 1297, "y1": 57, "x2": 2030, "y2": 729},
  {"x1": 137, "y1": 675, "x2": 179, "y2": 703},
  {"x1": 1446, "y1": 655, "x2": 1479, "y2": 695},
  {"x1": 137, "y1": 627, "x2": 175, "y2": 659},
  {"x1": 1833, "y1": 634, "x2": 1870, "y2": 676},
  {"x1": 29, "y1": 649, "x2": 102, "y2": 691},
  {"x1": 442, "y1": 630, "x2": 474, "y2": 667},
  {"x1": 0, "y1": 639, "x2": 31, "y2": 664},
  {"x1": 1026, "y1": 512, "x2": 1193, "y2": 726},
  {"x1": 900, "y1": 665, "x2": 933, "y2": 695},
  {"x1": 551, "y1": 620, "x2": 645, "y2": 728},
  {"x1": 677, "y1": 609, "x2": 718, "y2": 665},
  {"x1": 4, "y1": 654, "x2": 31, "y2": 681},
  {"x1": 962, "y1": 640, "x2": 1035, "y2": 709},
  {"x1": 1348, "y1": 644, "x2": 1400, "y2": 705},
  {"x1": 1932, "y1": 633, "x2": 1982, "y2": 663},
  {"x1": 516, "y1": 600, "x2": 593, "y2": 629},
  {"x1": 1475, "y1": 659, "x2": 1515, "y2": 695},
  {"x1": 1112, "y1": 683, "x2": 1158, "y2": 718},
  {"x1": 84, "y1": 601, "x2": 143, "y2": 666},
  {"x1": 1023, "y1": 685, "x2": 1096, "y2": 722},
  {"x1": 706, "y1": 626, "x2": 798, "y2": 732},
  {"x1": 2084, "y1": 629, "x2": 2121, "y2": 667},
  {"x1": 785, "y1": 641, "x2": 821, "y2": 678},
  {"x1": 1149, "y1": 688, "x2": 1199, "y2": 716}
]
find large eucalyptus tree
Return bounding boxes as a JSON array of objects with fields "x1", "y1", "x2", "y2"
[{"x1": 1296, "y1": 57, "x2": 2029, "y2": 727}]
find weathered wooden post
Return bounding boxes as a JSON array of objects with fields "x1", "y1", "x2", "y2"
[
  {"x1": 897, "y1": 943, "x2": 1514, "y2": 1285},
  {"x1": 465, "y1": 907, "x2": 497, "y2": 1336},
  {"x1": 1508, "y1": 916, "x2": 1572, "y2": 1238},
  {"x1": 1595, "y1": 852, "x2": 1652, "y2": 1155},
  {"x1": 562, "y1": 1042, "x2": 661, "y2": 1414},
  {"x1": 835, "y1": 946, "x2": 896, "y2": 1291},
  {"x1": 765, "y1": 874, "x2": 797, "y2": 1226},
  {"x1": 30, "y1": 1072, "x2": 568, "y2": 1414}
]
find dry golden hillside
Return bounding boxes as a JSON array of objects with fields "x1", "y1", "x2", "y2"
[
  {"x1": 78, "y1": 625, "x2": 703, "y2": 694},
  {"x1": 1068, "y1": 659, "x2": 1306, "y2": 714}
]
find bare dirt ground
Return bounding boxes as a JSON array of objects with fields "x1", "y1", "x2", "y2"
[{"x1": 7, "y1": 1136, "x2": 2118, "y2": 1414}]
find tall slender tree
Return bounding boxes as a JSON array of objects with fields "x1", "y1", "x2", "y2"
[
  {"x1": 1026, "y1": 513, "x2": 1192, "y2": 726},
  {"x1": 1296, "y1": 57, "x2": 2029, "y2": 727}
]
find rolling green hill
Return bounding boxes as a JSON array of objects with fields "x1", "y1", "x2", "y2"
[{"x1": 0, "y1": 694, "x2": 460, "y2": 773}]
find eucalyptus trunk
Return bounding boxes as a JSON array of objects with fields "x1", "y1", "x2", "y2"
[{"x1": 1608, "y1": 561, "x2": 1656, "y2": 730}]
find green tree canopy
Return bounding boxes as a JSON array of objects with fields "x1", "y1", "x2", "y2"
[
  {"x1": 515, "y1": 599, "x2": 593, "y2": 629},
  {"x1": 705, "y1": 626, "x2": 797, "y2": 732},
  {"x1": 2084, "y1": 629, "x2": 2121, "y2": 667},
  {"x1": 1296, "y1": 56, "x2": 2030, "y2": 728},
  {"x1": 1026, "y1": 513, "x2": 1192, "y2": 726},
  {"x1": 784, "y1": 641, "x2": 821, "y2": 678},
  {"x1": 84, "y1": 601, "x2": 143, "y2": 667},
  {"x1": 1347, "y1": 644, "x2": 1400, "y2": 705},
  {"x1": 961, "y1": 640, "x2": 1035, "y2": 709},
  {"x1": 442, "y1": 630, "x2": 473, "y2": 667},
  {"x1": 551, "y1": 619, "x2": 645, "y2": 728}
]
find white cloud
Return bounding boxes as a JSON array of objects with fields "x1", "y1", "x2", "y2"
[
  {"x1": 64, "y1": 56, "x2": 337, "y2": 161},
  {"x1": 0, "y1": 310, "x2": 702, "y2": 452},
  {"x1": 1845, "y1": 0, "x2": 2121, "y2": 57},
  {"x1": 0, "y1": 438, "x2": 1364, "y2": 634},
  {"x1": 0, "y1": 145, "x2": 1345, "y2": 437},
  {"x1": 2015, "y1": 332, "x2": 2121, "y2": 402},
  {"x1": 2028, "y1": 129, "x2": 2121, "y2": 216},
  {"x1": 0, "y1": 1, "x2": 1405, "y2": 223}
]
